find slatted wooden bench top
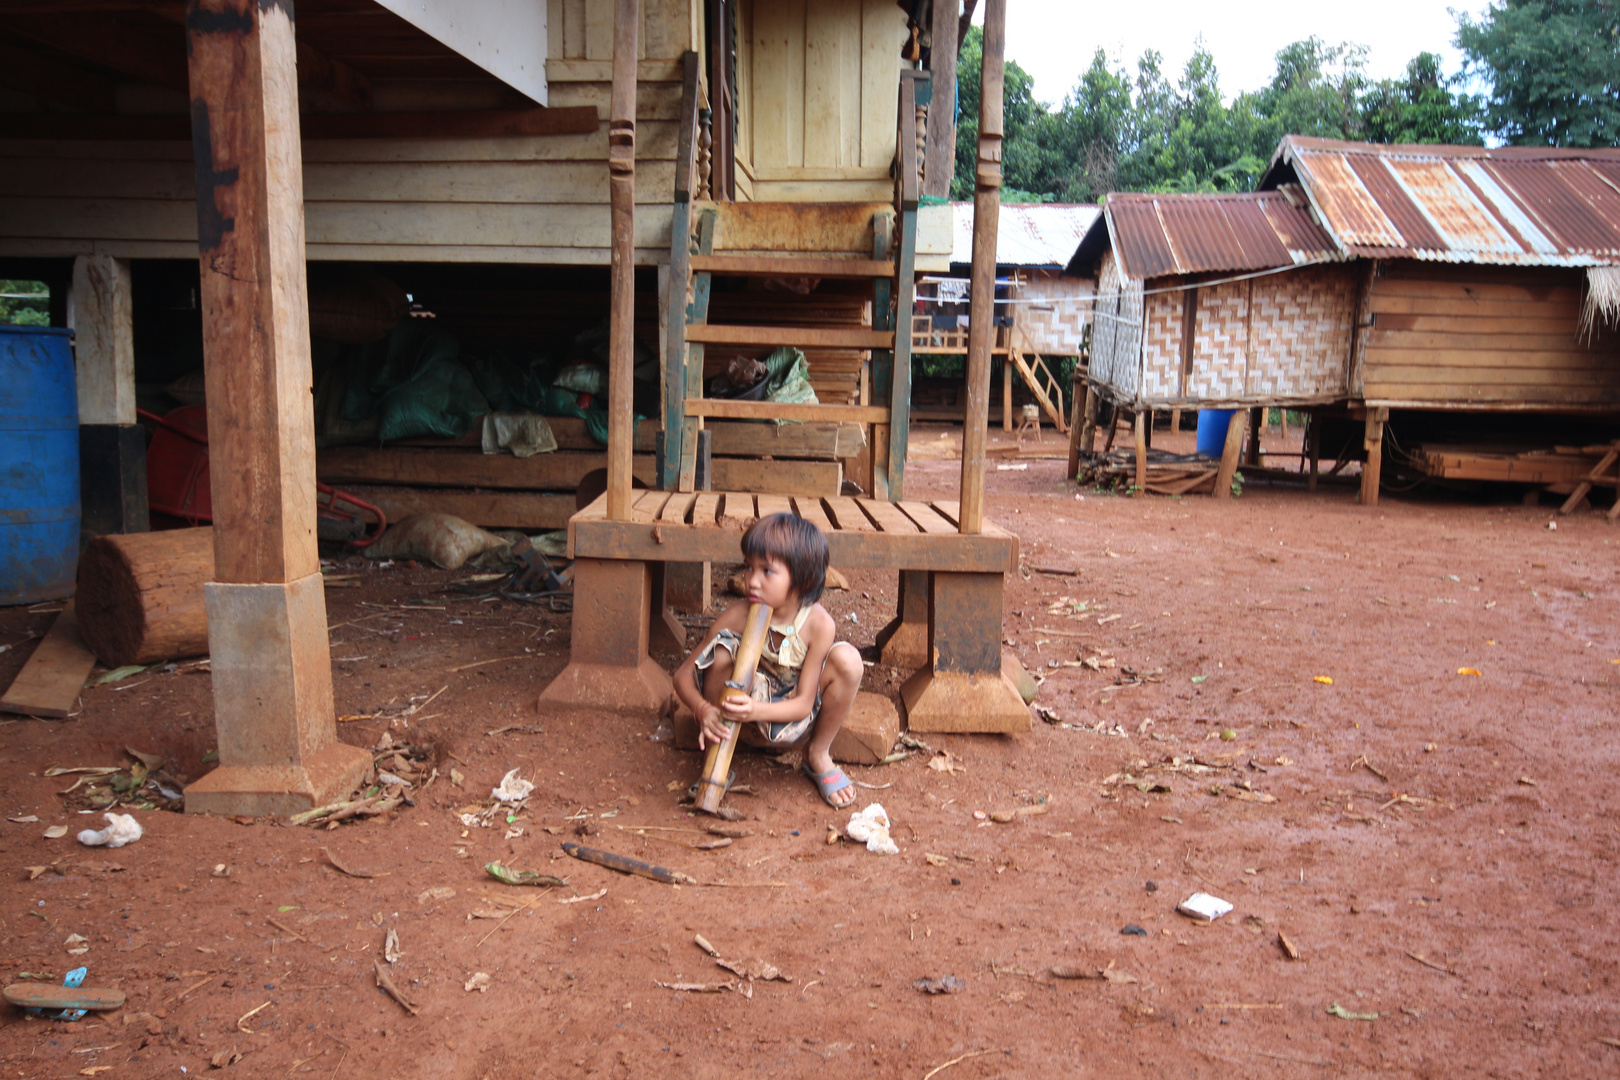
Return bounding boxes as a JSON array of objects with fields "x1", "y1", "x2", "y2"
[{"x1": 568, "y1": 491, "x2": 1018, "y2": 573}]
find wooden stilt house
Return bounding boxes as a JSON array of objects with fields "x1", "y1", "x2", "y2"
[{"x1": 0, "y1": 0, "x2": 1029, "y2": 815}]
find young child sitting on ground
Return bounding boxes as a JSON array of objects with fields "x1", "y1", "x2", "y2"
[{"x1": 673, "y1": 512, "x2": 863, "y2": 809}]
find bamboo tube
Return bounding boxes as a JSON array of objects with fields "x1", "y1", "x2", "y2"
[{"x1": 694, "y1": 602, "x2": 772, "y2": 815}]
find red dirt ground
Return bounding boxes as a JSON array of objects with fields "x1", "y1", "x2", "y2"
[{"x1": 3, "y1": 422, "x2": 1619, "y2": 1079}]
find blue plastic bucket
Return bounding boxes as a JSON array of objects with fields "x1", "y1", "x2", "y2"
[
  {"x1": 1195, "y1": 409, "x2": 1237, "y2": 458},
  {"x1": 0, "y1": 325, "x2": 80, "y2": 605}
]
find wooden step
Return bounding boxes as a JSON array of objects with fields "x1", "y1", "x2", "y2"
[
  {"x1": 690, "y1": 255, "x2": 896, "y2": 279},
  {"x1": 684, "y1": 325, "x2": 894, "y2": 350},
  {"x1": 685, "y1": 399, "x2": 890, "y2": 423}
]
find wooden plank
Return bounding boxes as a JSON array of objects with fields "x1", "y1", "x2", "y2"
[
  {"x1": 568, "y1": 517, "x2": 1017, "y2": 573},
  {"x1": 691, "y1": 492, "x2": 723, "y2": 527},
  {"x1": 897, "y1": 501, "x2": 957, "y2": 534},
  {"x1": 1363, "y1": 358, "x2": 1616, "y2": 381},
  {"x1": 756, "y1": 494, "x2": 795, "y2": 519},
  {"x1": 546, "y1": 57, "x2": 687, "y2": 82},
  {"x1": 685, "y1": 399, "x2": 890, "y2": 423},
  {"x1": 860, "y1": 499, "x2": 922, "y2": 534},
  {"x1": 630, "y1": 490, "x2": 671, "y2": 522},
  {"x1": 1370, "y1": 312, "x2": 1592, "y2": 335},
  {"x1": 859, "y1": 0, "x2": 904, "y2": 169},
  {"x1": 1372, "y1": 278, "x2": 1583, "y2": 304},
  {"x1": 750, "y1": 0, "x2": 803, "y2": 168},
  {"x1": 1, "y1": 984, "x2": 125, "y2": 1012},
  {"x1": 660, "y1": 491, "x2": 697, "y2": 523},
  {"x1": 719, "y1": 493, "x2": 757, "y2": 529},
  {"x1": 930, "y1": 500, "x2": 961, "y2": 527},
  {"x1": 689, "y1": 254, "x2": 895, "y2": 277},
  {"x1": 333, "y1": 486, "x2": 575, "y2": 531},
  {"x1": 1367, "y1": 295, "x2": 1583, "y2": 318},
  {"x1": 824, "y1": 496, "x2": 876, "y2": 531},
  {"x1": 703, "y1": 200, "x2": 896, "y2": 254},
  {"x1": 1368, "y1": 330, "x2": 1594, "y2": 352},
  {"x1": 791, "y1": 496, "x2": 837, "y2": 535},
  {"x1": 683, "y1": 324, "x2": 894, "y2": 349},
  {"x1": 0, "y1": 603, "x2": 95, "y2": 719},
  {"x1": 803, "y1": 0, "x2": 854, "y2": 169},
  {"x1": 712, "y1": 458, "x2": 842, "y2": 495}
]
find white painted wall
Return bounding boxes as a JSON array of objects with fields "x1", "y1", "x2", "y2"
[{"x1": 374, "y1": 0, "x2": 549, "y2": 105}]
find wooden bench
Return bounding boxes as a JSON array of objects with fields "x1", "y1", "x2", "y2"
[{"x1": 538, "y1": 490, "x2": 1031, "y2": 732}]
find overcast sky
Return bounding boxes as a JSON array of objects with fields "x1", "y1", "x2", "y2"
[{"x1": 990, "y1": 0, "x2": 1493, "y2": 107}]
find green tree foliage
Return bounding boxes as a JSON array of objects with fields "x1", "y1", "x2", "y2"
[
  {"x1": 951, "y1": 28, "x2": 1491, "y2": 199},
  {"x1": 1457, "y1": 0, "x2": 1620, "y2": 146},
  {"x1": 0, "y1": 280, "x2": 50, "y2": 327},
  {"x1": 1361, "y1": 53, "x2": 1486, "y2": 145}
]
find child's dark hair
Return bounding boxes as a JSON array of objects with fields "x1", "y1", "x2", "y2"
[{"x1": 740, "y1": 512, "x2": 828, "y2": 606}]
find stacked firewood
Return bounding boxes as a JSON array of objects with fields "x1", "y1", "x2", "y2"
[{"x1": 1075, "y1": 450, "x2": 1221, "y2": 496}]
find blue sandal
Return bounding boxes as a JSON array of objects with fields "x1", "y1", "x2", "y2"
[{"x1": 800, "y1": 761, "x2": 854, "y2": 808}]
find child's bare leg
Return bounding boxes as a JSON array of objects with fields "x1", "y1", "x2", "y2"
[
  {"x1": 803, "y1": 642, "x2": 862, "y2": 808},
  {"x1": 700, "y1": 648, "x2": 736, "y2": 708}
]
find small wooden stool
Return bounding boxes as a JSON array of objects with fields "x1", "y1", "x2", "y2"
[{"x1": 1016, "y1": 403, "x2": 1042, "y2": 444}]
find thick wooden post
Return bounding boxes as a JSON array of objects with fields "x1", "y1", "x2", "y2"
[
  {"x1": 70, "y1": 254, "x2": 148, "y2": 536},
  {"x1": 1245, "y1": 407, "x2": 1262, "y2": 466},
  {"x1": 605, "y1": 0, "x2": 638, "y2": 522},
  {"x1": 957, "y1": 0, "x2": 1004, "y2": 536},
  {"x1": 1361, "y1": 406, "x2": 1387, "y2": 506},
  {"x1": 181, "y1": 0, "x2": 368, "y2": 817},
  {"x1": 1133, "y1": 409, "x2": 1148, "y2": 495},
  {"x1": 537, "y1": 0, "x2": 670, "y2": 716},
  {"x1": 1213, "y1": 407, "x2": 1245, "y2": 499},
  {"x1": 1308, "y1": 411, "x2": 1320, "y2": 492},
  {"x1": 901, "y1": 0, "x2": 1026, "y2": 735},
  {"x1": 923, "y1": 0, "x2": 958, "y2": 200}
]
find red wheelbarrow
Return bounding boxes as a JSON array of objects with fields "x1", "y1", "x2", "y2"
[{"x1": 138, "y1": 405, "x2": 387, "y2": 547}]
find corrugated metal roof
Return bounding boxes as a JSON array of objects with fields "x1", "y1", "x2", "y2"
[
  {"x1": 950, "y1": 202, "x2": 1099, "y2": 268},
  {"x1": 1065, "y1": 188, "x2": 1339, "y2": 279},
  {"x1": 1263, "y1": 136, "x2": 1620, "y2": 266}
]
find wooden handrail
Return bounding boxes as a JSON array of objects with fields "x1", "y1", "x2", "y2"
[
  {"x1": 673, "y1": 51, "x2": 701, "y2": 204},
  {"x1": 897, "y1": 75, "x2": 919, "y2": 211}
]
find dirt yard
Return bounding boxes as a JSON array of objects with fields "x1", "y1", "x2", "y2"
[{"x1": 3, "y1": 422, "x2": 1618, "y2": 1079}]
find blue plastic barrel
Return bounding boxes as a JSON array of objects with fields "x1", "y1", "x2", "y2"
[
  {"x1": 1195, "y1": 409, "x2": 1237, "y2": 458},
  {"x1": 0, "y1": 326, "x2": 80, "y2": 605}
]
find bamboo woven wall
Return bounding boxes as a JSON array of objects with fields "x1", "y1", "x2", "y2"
[
  {"x1": 1089, "y1": 252, "x2": 1143, "y2": 399},
  {"x1": 1013, "y1": 271, "x2": 1093, "y2": 356},
  {"x1": 1136, "y1": 264, "x2": 1355, "y2": 406}
]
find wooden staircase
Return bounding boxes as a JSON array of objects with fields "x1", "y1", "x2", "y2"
[{"x1": 661, "y1": 63, "x2": 923, "y2": 501}]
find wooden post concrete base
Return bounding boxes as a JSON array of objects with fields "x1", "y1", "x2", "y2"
[
  {"x1": 540, "y1": 557, "x2": 672, "y2": 714},
  {"x1": 647, "y1": 562, "x2": 686, "y2": 654},
  {"x1": 874, "y1": 569, "x2": 929, "y2": 669},
  {"x1": 184, "y1": 575, "x2": 369, "y2": 817},
  {"x1": 900, "y1": 571, "x2": 1029, "y2": 733}
]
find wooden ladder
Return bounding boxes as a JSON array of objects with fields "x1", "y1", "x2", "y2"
[
  {"x1": 662, "y1": 63, "x2": 923, "y2": 501},
  {"x1": 1005, "y1": 324, "x2": 1068, "y2": 433}
]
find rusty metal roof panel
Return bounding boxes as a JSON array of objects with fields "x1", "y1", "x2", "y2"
[
  {"x1": 1264, "y1": 136, "x2": 1620, "y2": 266},
  {"x1": 1079, "y1": 189, "x2": 1339, "y2": 279}
]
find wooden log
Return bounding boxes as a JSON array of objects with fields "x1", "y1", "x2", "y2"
[{"x1": 76, "y1": 527, "x2": 212, "y2": 666}]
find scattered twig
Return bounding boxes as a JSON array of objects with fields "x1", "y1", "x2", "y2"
[
  {"x1": 372, "y1": 961, "x2": 419, "y2": 1016},
  {"x1": 266, "y1": 917, "x2": 306, "y2": 942},
  {"x1": 448, "y1": 655, "x2": 530, "y2": 673},
  {"x1": 1245, "y1": 1048, "x2": 1335, "y2": 1068},
  {"x1": 1405, "y1": 951, "x2": 1458, "y2": 977},
  {"x1": 476, "y1": 897, "x2": 537, "y2": 947},
  {"x1": 1351, "y1": 755, "x2": 1389, "y2": 782},
  {"x1": 561, "y1": 842, "x2": 696, "y2": 885},
  {"x1": 164, "y1": 973, "x2": 217, "y2": 1006},
  {"x1": 921, "y1": 1048, "x2": 1009, "y2": 1080},
  {"x1": 1204, "y1": 1002, "x2": 1283, "y2": 1010},
  {"x1": 700, "y1": 880, "x2": 788, "y2": 889},
  {"x1": 236, "y1": 1000, "x2": 271, "y2": 1033}
]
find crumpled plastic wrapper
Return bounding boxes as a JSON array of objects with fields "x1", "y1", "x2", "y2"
[
  {"x1": 845, "y1": 803, "x2": 899, "y2": 855},
  {"x1": 77, "y1": 812, "x2": 142, "y2": 848},
  {"x1": 491, "y1": 768, "x2": 534, "y2": 803}
]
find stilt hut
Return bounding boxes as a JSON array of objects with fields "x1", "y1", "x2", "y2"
[{"x1": 0, "y1": 0, "x2": 1030, "y2": 816}]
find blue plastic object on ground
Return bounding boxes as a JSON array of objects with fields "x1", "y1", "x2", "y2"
[
  {"x1": 1195, "y1": 409, "x2": 1236, "y2": 458},
  {"x1": 0, "y1": 326, "x2": 80, "y2": 606}
]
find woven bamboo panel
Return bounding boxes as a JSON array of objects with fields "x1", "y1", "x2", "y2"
[
  {"x1": 1089, "y1": 253, "x2": 1143, "y2": 399},
  {"x1": 1187, "y1": 280, "x2": 1250, "y2": 399},
  {"x1": 1247, "y1": 265, "x2": 1355, "y2": 398},
  {"x1": 1140, "y1": 291, "x2": 1183, "y2": 399},
  {"x1": 1014, "y1": 272, "x2": 1092, "y2": 355}
]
